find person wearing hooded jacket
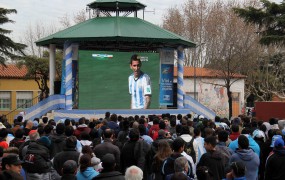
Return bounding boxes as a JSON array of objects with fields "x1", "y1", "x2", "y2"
[
  {"x1": 228, "y1": 128, "x2": 260, "y2": 157},
  {"x1": 23, "y1": 136, "x2": 53, "y2": 179},
  {"x1": 77, "y1": 154, "x2": 99, "y2": 180},
  {"x1": 230, "y1": 135, "x2": 259, "y2": 180},
  {"x1": 74, "y1": 118, "x2": 91, "y2": 140},
  {"x1": 197, "y1": 136, "x2": 225, "y2": 180},
  {"x1": 265, "y1": 137, "x2": 285, "y2": 180}
]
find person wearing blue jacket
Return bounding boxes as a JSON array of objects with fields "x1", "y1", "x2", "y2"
[
  {"x1": 228, "y1": 128, "x2": 260, "y2": 157},
  {"x1": 230, "y1": 135, "x2": 259, "y2": 180},
  {"x1": 77, "y1": 154, "x2": 99, "y2": 180}
]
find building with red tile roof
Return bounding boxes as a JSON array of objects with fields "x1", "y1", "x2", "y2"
[
  {"x1": 174, "y1": 67, "x2": 246, "y2": 78},
  {"x1": 0, "y1": 64, "x2": 28, "y2": 78},
  {"x1": 0, "y1": 64, "x2": 40, "y2": 123},
  {"x1": 173, "y1": 67, "x2": 246, "y2": 118}
]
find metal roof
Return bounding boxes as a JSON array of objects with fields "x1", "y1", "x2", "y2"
[
  {"x1": 36, "y1": 16, "x2": 196, "y2": 51},
  {"x1": 87, "y1": 0, "x2": 146, "y2": 11}
]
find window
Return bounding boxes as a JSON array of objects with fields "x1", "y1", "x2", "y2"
[
  {"x1": 0, "y1": 91, "x2": 11, "y2": 110},
  {"x1": 16, "y1": 91, "x2": 33, "y2": 109}
]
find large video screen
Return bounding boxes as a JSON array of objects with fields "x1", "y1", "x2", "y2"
[{"x1": 78, "y1": 50, "x2": 159, "y2": 109}]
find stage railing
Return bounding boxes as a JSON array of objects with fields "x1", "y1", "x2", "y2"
[
  {"x1": 184, "y1": 95, "x2": 216, "y2": 120},
  {"x1": 24, "y1": 95, "x2": 65, "y2": 120}
]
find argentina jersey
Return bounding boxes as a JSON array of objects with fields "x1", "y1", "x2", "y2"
[{"x1": 129, "y1": 72, "x2": 151, "y2": 109}]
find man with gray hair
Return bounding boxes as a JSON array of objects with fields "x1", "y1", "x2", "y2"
[
  {"x1": 166, "y1": 157, "x2": 192, "y2": 180},
  {"x1": 19, "y1": 130, "x2": 40, "y2": 159},
  {"x1": 125, "y1": 165, "x2": 143, "y2": 180}
]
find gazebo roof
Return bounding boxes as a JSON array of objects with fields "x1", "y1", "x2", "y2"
[
  {"x1": 36, "y1": 16, "x2": 196, "y2": 51},
  {"x1": 87, "y1": 0, "x2": 146, "y2": 11}
]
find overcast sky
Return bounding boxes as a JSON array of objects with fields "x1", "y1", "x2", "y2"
[
  {"x1": 0, "y1": 0, "x2": 186, "y2": 41},
  {"x1": 0, "y1": 0, "x2": 283, "y2": 42}
]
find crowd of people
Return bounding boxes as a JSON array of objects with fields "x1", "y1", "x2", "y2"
[{"x1": 0, "y1": 112, "x2": 284, "y2": 180}]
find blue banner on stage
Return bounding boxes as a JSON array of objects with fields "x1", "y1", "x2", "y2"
[{"x1": 159, "y1": 64, "x2": 174, "y2": 106}]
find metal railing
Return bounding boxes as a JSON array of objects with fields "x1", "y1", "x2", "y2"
[{"x1": 4, "y1": 95, "x2": 40, "y2": 123}]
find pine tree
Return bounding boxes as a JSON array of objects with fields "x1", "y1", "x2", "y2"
[
  {"x1": 234, "y1": 0, "x2": 285, "y2": 46},
  {"x1": 0, "y1": 7, "x2": 26, "y2": 66}
]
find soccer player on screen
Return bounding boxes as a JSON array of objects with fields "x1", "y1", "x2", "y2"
[{"x1": 128, "y1": 54, "x2": 151, "y2": 109}]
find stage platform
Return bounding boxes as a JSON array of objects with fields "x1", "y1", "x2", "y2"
[
  {"x1": 23, "y1": 95, "x2": 215, "y2": 122},
  {"x1": 53, "y1": 109, "x2": 193, "y2": 121}
]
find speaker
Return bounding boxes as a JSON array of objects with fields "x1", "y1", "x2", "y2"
[{"x1": 54, "y1": 81, "x2": 61, "y2": 94}]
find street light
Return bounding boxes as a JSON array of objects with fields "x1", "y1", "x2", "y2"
[{"x1": 194, "y1": 43, "x2": 205, "y2": 101}]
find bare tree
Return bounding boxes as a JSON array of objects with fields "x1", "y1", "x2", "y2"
[
  {"x1": 247, "y1": 46, "x2": 285, "y2": 101},
  {"x1": 59, "y1": 13, "x2": 72, "y2": 29},
  {"x1": 162, "y1": 0, "x2": 262, "y2": 118},
  {"x1": 20, "y1": 21, "x2": 58, "y2": 57},
  {"x1": 74, "y1": 9, "x2": 88, "y2": 24},
  {"x1": 58, "y1": 9, "x2": 89, "y2": 29}
]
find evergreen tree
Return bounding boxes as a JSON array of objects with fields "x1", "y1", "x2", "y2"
[
  {"x1": 0, "y1": 7, "x2": 26, "y2": 66},
  {"x1": 234, "y1": 0, "x2": 285, "y2": 46}
]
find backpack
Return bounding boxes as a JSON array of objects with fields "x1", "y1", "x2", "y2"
[
  {"x1": 23, "y1": 153, "x2": 51, "y2": 173},
  {"x1": 184, "y1": 137, "x2": 196, "y2": 163}
]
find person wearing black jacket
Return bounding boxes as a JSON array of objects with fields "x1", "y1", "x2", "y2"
[
  {"x1": 53, "y1": 136, "x2": 80, "y2": 175},
  {"x1": 93, "y1": 153, "x2": 124, "y2": 180},
  {"x1": 197, "y1": 136, "x2": 225, "y2": 180},
  {"x1": 120, "y1": 128, "x2": 150, "y2": 179},
  {"x1": 265, "y1": 137, "x2": 285, "y2": 180},
  {"x1": 49, "y1": 123, "x2": 67, "y2": 158},
  {"x1": 23, "y1": 136, "x2": 53, "y2": 179}
]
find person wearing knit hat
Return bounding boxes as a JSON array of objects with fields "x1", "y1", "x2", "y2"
[
  {"x1": 265, "y1": 137, "x2": 285, "y2": 180},
  {"x1": 38, "y1": 136, "x2": 51, "y2": 148},
  {"x1": 274, "y1": 137, "x2": 284, "y2": 148}
]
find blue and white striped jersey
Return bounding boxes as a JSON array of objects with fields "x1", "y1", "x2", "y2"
[{"x1": 128, "y1": 72, "x2": 151, "y2": 109}]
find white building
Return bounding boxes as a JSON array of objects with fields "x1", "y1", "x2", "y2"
[{"x1": 174, "y1": 67, "x2": 246, "y2": 118}]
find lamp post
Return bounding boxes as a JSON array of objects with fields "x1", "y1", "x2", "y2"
[
  {"x1": 194, "y1": 56, "x2": 197, "y2": 100},
  {"x1": 194, "y1": 43, "x2": 205, "y2": 101}
]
